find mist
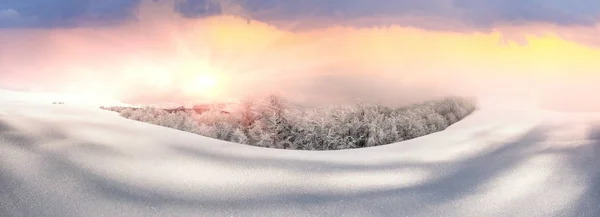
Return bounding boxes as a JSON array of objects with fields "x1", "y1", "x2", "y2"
[{"x1": 1, "y1": 0, "x2": 600, "y2": 110}]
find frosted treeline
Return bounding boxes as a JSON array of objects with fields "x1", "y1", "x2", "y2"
[{"x1": 102, "y1": 96, "x2": 476, "y2": 150}]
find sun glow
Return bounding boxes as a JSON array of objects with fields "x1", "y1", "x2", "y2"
[
  {"x1": 182, "y1": 72, "x2": 222, "y2": 99},
  {"x1": 5, "y1": 4, "x2": 600, "y2": 107},
  {"x1": 195, "y1": 74, "x2": 218, "y2": 89}
]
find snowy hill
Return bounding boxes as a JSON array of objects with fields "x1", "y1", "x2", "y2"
[{"x1": 1, "y1": 90, "x2": 599, "y2": 216}]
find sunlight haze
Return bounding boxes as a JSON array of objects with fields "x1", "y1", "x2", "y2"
[{"x1": 1, "y1": 0, "x2": 599, "y2": 110}]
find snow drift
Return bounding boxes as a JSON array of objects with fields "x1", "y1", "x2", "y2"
[{"x1": 1, "y1": 90, "x2": 600, "y2": 216}]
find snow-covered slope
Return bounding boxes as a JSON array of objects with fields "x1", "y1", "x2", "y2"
[{"x1": 1, "y1": 91, "x2": 600, "y2": 217}]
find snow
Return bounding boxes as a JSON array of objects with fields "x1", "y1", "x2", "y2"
[
  {"x1": 1, "y1": 90, "x2": 600, "y2": 216},
  {"x1": 0, "y1": 89, "x2": 130, "y2": 108}
]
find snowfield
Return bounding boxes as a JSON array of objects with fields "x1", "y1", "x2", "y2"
[{"x1": 1, "y1": 92, "x2": 600, "y2": 216}]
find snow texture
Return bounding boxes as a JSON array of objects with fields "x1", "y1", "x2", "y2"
[{"x1": 1, "y1": 90, "x2": 600, "y2": 216}]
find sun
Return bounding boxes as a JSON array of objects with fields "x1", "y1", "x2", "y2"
[
  {"x1": 194, "y1": 74, "x2": 217, "y2": 89},
  {"x1": 183, "y1": 73, "x2": 223, "y2": 99}
]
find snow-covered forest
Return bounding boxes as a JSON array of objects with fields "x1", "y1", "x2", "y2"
[{"x1": 102, "y1": 96, "x2": 477, "y2": 150}]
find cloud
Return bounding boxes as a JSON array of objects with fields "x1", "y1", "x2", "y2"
[
  {"x1": 2, "y1": 1, "x2": 600, "y2": 108},
  {"x1": 0, "y1": 0, "x2": 140, "y2": 28},
  {"x1": 0, "y1": 9, "x2": 21, "y2": 21},
  {"x1": 2, "y1": 0, "x2": 600, "y2": 30},
  {"x1": 233, "y1": 0, "x2": 600, "y2": 30},
  {"x1": 455, "y1": 0, "x2": 600, "y2": 27}
]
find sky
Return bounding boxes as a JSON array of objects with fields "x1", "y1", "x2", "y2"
[{"x1": 1, "y1": 0, "x2": 600, "y2": 109}]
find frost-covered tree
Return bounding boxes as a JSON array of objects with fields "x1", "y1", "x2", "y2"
[
  {"x1": 103, "y1": 96, "x2": 477, "y2": 150},
  {"x1": 248, "y1": 94, "x2": 295, "y2": 149}
]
